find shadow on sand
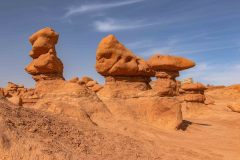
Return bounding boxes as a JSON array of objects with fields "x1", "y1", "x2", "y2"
[{"x1": 178, "y1": 120, "x2": 212, "y2": 131}]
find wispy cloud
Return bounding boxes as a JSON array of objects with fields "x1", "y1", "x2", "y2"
[
  {"x1": 94, "y1": 18, "x2": 158, "y2": 32},
  {"x1": 64, "y1": 0, "x2": 144, "y2": 17},
  {"x1": 180, "y1": 63, "x2": 240, "y2": 86}
]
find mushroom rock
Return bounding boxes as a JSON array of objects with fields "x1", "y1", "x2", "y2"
[
  {"x1": 180, "y1": 83, "x2": 208, "y2": 117},
  {"x1": 181, "y1": 83, "x2": 207, "y2": 102},
  {"x1": 96, "y1": 35, "x2": 153, "y2": 98},
  {"x1": 25, "y1": 27, "x2": 64, "y2": 82},
  {"x1": 147, "y1": 54, "x2": 195, "y2": 97},
  {"x1": 96, "y1": 36, "x2": 182, "y2": 129}
]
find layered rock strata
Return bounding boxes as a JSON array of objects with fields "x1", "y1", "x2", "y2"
[{"x1": 180, "y1": 82, "x2": 208, "y2": 116}]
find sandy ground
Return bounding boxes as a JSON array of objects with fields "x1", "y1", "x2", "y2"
[{"x1": 0, "y1": 86, "x2": 240, "y2": 160}]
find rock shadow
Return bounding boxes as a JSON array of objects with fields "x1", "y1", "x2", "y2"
[{"x1": 178, "y1": 120, "x2": 211, "y2": 131}]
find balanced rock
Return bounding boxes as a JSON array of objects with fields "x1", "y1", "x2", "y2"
[
  {"x1": 25, "y1": 27, "x2": 64, "y2": 81},
  {"x1": 147, "y1": 54, "x2": 195, "y2": 71},
  {"x1": 180, "y1": 83, "x2": 208, "y2": 117},
  {"x1": 147, "y1": 54, "x2": 195, "y2": 96},
  {"x1": 96, "y1": 35, "x2": 153, "y2": 98},
  {"x1": 96, "y1": 36, "x2": 182, "y2": 129}
]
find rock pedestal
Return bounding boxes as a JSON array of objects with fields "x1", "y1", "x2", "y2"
[
  {"x1": 96, "y1": 34, "x2": 153, "y2": 98},
  {"x1": 147, "y1": 54, "x2": 195, "y2": 97}
]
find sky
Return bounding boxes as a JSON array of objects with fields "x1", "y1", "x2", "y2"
[{"x1": 0, "y1": 0, "x2": 240, "y2": 87}]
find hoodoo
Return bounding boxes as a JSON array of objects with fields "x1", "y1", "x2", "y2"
[
  {"x1": 24, "y1": 27, "x2": 110, "y2": 124},
  {"x1": 180, "y1": 82, "x2": 208, "y2": 116},
  {"x1": 96, "y1": 35, "x2": 183, "y2": 129},
  {"x1": 25, "y1": 27, "x2": 64, "y2": 81},
  {"x1": 96, "y1": 34, "x2": 153, "y2": 98},
  {"x1": 147, "y1": 54, "x2": 195, "y2": 96}
]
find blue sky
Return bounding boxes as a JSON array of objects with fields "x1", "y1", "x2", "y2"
[{"x1": 0, "y1": 0, "x2": 240, "y2": 87}]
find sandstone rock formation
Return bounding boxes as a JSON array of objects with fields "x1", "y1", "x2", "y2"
[
  {"x1": 25, "y1": 27, "x2": 64, "y2": 81},
  {"x1": 2, "y1": 82, "x2": 25, "y2": 106},
  {"x1": 180, "y1": 82, "x2": 208, "y2": 116},
  {"x1": 22, "y1": 28, "x2": 110, "y2": 124},
  {"x1": 147, "y1": 54, "x2": 195, "y2": 96},
  {"x1": 68, "y1": 76, "x2": 103, "y2": 92},
  {"x1": 181, "y1": 83, "x2": 207, "y2": 102},
  {"x1": 96, "y1": 34, "x2": 153, "y2": 77},
  {"x1": 1, "y1": 82, "x2": 37, "y2": 106},
  {"x1": 96, "y1": 35, "x2": 182, "y2": 129},
  {"x1": 33, "y1": 80, "x2": 110, "y2": 124}
]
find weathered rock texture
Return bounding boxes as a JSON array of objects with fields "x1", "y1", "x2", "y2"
[
  {"x1": 32, "y1": 80, "x2": 111, "y2": 124},
  {"x1": 147, "y1": 54, "x2": 195, "y2": 96},
  {"x1": 96, "y1": 34, "x2": 153, "y2": 77},
  {"x1": 68, "y1": 76, "x2": 103, "y2": 92},
  {"x1": 23, "y1": 28, "x2": 111, "y2": 124},
  {"x1": 25, "y1": 27, "x2": 64, "y2": 81},
  {"x1": 181, "y1": 83, "x2": 207, "y2": 102},
  {"x1": 1, "y1": 82, "x2": 37, "y2": 106},
  {"x1": 96, "y1": 34, "x2": 153, "y2": 98},
  {"x1": 96, "y1": 35, "x2": 182, "y2": 129},
  {"x1": 180, "y1": 83, "x2": 208, "y2": 116}
]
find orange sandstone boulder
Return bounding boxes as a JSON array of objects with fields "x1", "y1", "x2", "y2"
[
  {"x1": 181, "y1": 83, "x2": 207, "y2": 91},
  {"x1": 25, "y1": 27, "x2": 64, "y2": 81},
  {"x1": 29, "y1": 27, "x2": 59, "y2": 59},
  {"x1": 96, "y1": 35, "x2": 153, "y2": 77},
  {"x1": 147, "y1": 54, "x2": 195, "y2": 71},
  {"x1": 25, "y1": 51, "x2": 63, "y2": 75}
]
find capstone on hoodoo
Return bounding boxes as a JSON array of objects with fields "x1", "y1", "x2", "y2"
[{"x1": 147, "y1": 54, "x2": 195, "y2": 96}]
